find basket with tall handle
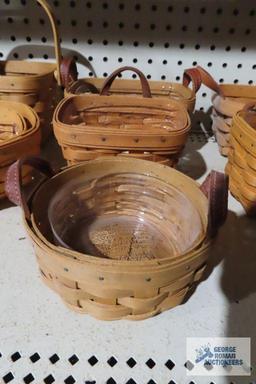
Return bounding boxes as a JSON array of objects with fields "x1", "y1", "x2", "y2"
[{"x1": 0, "y1": 0, "x2": 75, "y2": 142}]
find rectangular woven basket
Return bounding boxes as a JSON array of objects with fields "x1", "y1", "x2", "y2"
[
  {"x1": 0, "y1": 0, "x2": 63, "y2": 143},
  {"x1": 54, "y1": 66, "x2": 191, "y2": 167}
]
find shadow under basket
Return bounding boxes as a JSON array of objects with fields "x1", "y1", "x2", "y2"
[{"x1": 5, "y1": 157, "x2": 228, "y2": 320}]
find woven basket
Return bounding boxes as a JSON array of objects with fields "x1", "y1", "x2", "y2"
[
  {"x1": 183, "y1": 66, "x2": 256, "y2": 156},
  {"x1": 64, "y1": 63, "x2": 201, "y2": 113},
  {"x1": 0, "y1": 101, "x2": 40, "y2": 198},
  {"x1": 54, "y1": 67, "x2": 191, "y2": 167},
  {"x1": 0, "y1": 0, "x2": 73, "y2": 143},
  {"x1": 5, "y1": 156, "x2": 228, "y2": 320},
  {"x1": 226, "y1": 103, "x2": 256, "y2": 215}
]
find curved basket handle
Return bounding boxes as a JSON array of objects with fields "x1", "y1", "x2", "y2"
[
  {"x1": 100, "y1": 66, "x2": 152, "y2": 98},
  {"x1": 184, "y1": 66, "x2": 222, "y2": 95},
  {"x1": 36, "y1": 0, "x2": 62, "y2": 86},
  {"x1": 182, "y1": 67, "x2": 202, "y2": 94},
  {"x1": 60, "y1": 57, "x2": 79, "y2": 87},
  {"x1": 200, "y1": 171, "x2": 229, "y2": 238},
  {"x1": 196, "y1": 66, "x2": 223, "y2": 95},
  {"x1": 5, "y1": 157, "x2": 54, "y2": 221}
]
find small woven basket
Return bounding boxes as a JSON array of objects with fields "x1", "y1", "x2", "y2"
[
  {"x1": 6, "y1": 156, "x2": 228, "y2": 320},
  {"x1": 0, "y1": 0, "x2": 73, "y2": 143},
  {"x1": 54, "y1": 66, "x2": 191, "y2": 167},
  {"x1": 226, "y1": 103, "x2": 256, "y2": 215},
  {"x1": 0, "y1": 101, "x2": 40, "y2": 198},
  {"x1": 183, "y1": 66, "x2": 256, "y2": 156},
  {"x1": 64, "y1": 63, "x2": 201, "y2": 113}
]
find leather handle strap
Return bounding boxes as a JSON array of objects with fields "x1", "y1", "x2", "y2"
[
  {"x1": 182, "y1": 67, "x2": 202, "y2": 94},
  {"x1": 60, "y1": 57, "x2": 79, "y2": 88},
  {"x1": 196, "y1": 66, "x2": 223, "y2": 95},
  {"x1": 5, "y1": 157, "x2": 54, "y2": 221},
  {"x1": 100, "y1": 66, "x2": 152, "y2": 98},
  {"x1": 184, "y1": 66, "x2": 222, "y2": 95},
  {"x1": 200, "y1": 171, "x2": 229, "y2": 238},
  {"x1": 242, "y1": 102, "x2": 256, "y2": 112}
]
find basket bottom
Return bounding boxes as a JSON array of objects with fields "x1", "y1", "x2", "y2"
[{"x1": 61, "y1": 213, "x2": 174, "y2": 261}]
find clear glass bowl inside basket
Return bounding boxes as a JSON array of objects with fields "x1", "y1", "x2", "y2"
[{"x1": 48, "y1": 172, "x2": 204, "y2": 261}]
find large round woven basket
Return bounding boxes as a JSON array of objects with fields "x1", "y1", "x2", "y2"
[
  {"x1": 54, "y1": 67, "x2": 191, "y2": 167},
  {"x1": 6, "y1": 157, "x2": 228, "y2": 320},
  {"x1": 183, "y1": 66, "x2": 256, "y2": 156},
  {"x1": 0, "y1": 101, "x2": 40, "y2": 198},
  {"x1": 0, "y1": 0, "x2": 73, "y2": 143},
  {"x1": 64, "y1": 63, "x2": 201, "y2": 113},
  {"x1": 226, "y1": 104, "x2": 256, "y2": 215}
]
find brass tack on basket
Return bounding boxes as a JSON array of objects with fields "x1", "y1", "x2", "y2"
[
  {"x1": 99, "y1": 276, "x2": 105, "y2": 281},
  {"x1": 145, "y1": 277, "x2": 152, "y2": 282},
  {"x1": 64, "y1": 268, "x2": 69, "y2": 272}
]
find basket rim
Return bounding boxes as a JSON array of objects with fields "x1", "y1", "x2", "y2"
[
  {"x1": 29, "y1": 157, "x2": 209, "y2": 266},
  {"x1": 53, "y1": 94, "x2": 191, "y2": 150},
  {"x1": 0, "y1": 100, "x2": 40, "y2": 148},
  {"x1": 28, "y1": 214, "x2": 211, "y2": 268}
]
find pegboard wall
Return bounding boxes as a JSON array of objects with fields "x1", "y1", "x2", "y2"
[{"x1": 0, "y1": 0, "x2": 255, "y2": 117}]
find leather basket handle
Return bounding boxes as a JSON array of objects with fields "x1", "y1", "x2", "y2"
[
  {"x1": 200, "y1": 171, "x2": 229, "y2": 238},
  {"x1": 196, "y1": 66, "x2": 223, "y2": 95},
  {"x1": 242, "y1": 102, "x2": 256, "y2": 112},
  {"x1": 60, "y1": 57, "x2": 79, "y2": 88},
  {"x1": 100, "y1": 66, "x2": 152, "y2": 98},
  {"x1": 184, "y1": 66, "x2": 222, "y2": 96},
  {"x1": 182, "y1": 67, "x2": 202, "y2": 94},
  {"x1": 5, "y1": 157, "x2": 54, "y2": 221}
]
